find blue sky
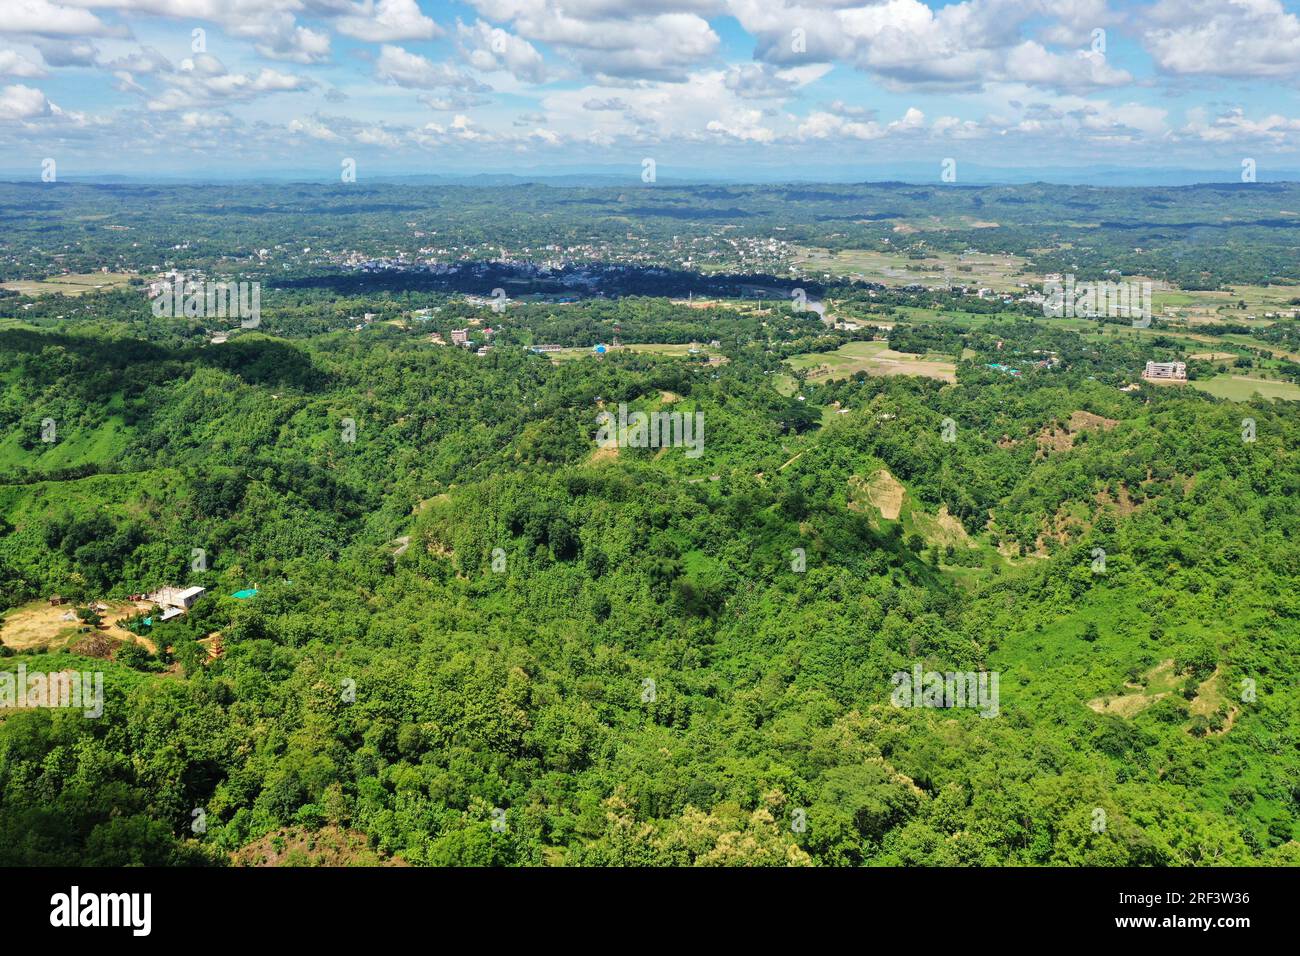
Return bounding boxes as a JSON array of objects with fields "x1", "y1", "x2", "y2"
[{"x1": 2, "y1": 0, "x2": 1300, "y2": 179}]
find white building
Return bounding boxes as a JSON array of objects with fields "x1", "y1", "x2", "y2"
[
  {"x1": 148, "y1": 585, "x2": 207, "y2": 610},
  {"x1": 1144, "y1": 361, "x2": 1186, "y2": 380}
]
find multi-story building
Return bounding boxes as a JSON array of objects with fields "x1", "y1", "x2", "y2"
[{"x1": 1144, "y1": 361, "x2": 1186, "y2": 380}]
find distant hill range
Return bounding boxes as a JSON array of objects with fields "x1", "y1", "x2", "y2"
[{"x1": 3, "y1": 164, "x2": 1298, "y2": 188}]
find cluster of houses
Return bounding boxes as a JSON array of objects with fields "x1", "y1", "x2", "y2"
[
  {"x1": 986, "y1": 362, "x2": 1022, "y2": 377},
  {"x1": 437, "y1": 327, "x2": 496, "y2": 352},
  {"x1": 44, "y1": 585, "x2": 209, "y2": 632}
]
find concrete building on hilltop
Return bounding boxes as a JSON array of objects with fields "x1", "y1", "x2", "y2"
[
  {"x1": 1143, "y1": 360, "x2": 1186, "y2": 380},
  {"x1": 147, "y1": 586, "x2": 206, "y2": 611}
]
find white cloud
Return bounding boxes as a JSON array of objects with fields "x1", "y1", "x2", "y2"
[
  {"x1": 289, "y1": 114, "x2": 343, "y2": 141},
  {"x1": 106, "y1": 47, "x2": 173, "y2": 75},
  {"x1": 1144, "y1": 0, "x2": 1300, "y2": 77},
  {"x1": 706, "y1": 108, "x2": 775, "y2": 142},
  {"x1": 0, "y1": 83, "x2": 53, "y2": 120},
  {"x1": 258, "y1": 25, "x2": 332, "y2": 65},
  {"x1": 468, "y1": 0, "x2": 719, "y2": 80},
  {"x1": 1002, "y1": 42, "x2": 1131, "y2": 91},
  {"x1": 335, "y1": 0, "x2": 442, "y2": 43},
  {"x1": 356, "y1": 125, "x2": 402, "y2": 148},
  {"x1": 375, "y1": 44, "x2": 489, "y2": 91},
  {"x1": 797, "y1": 105, "x2": 926, "y2": 141},
  {"x1": 1, "y1": 0, "x2": 1296, "y2": 168},
  {"x1": 1180, "y1": 106, "x2": 1300, "y2": 144},
  {"x1": 142, "y1": 54, "x2": 314, "y2": 111},
  {"x1": 0, "y1": 0, "x2": 117, "y2": 38},
  {"x1": 458, "y1": 20, "x2": 547, "y2": 84},
  {"x1": 723, "y1": 62, "x2": 830, "y2": 99},
  {"x1": 731, "y1": 0, "x2": 1131, "y2": 93},
  {"x1": 179, "y1": 109, "x2": 233, "y2": 128},
  {"x1": 0, "y1": 50, "x2": 48, "y2": 78}
]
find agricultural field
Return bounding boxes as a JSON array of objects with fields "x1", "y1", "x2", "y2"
[
  {"x1": 0, "y1": 272, "x2": 133, "y2": 297},
  {"x1": 795, "y1": 245, "x2": 1033, "y2": 292},
  {"x1": 1156, "y1": 283, "x2": 1300, "y2": 324},
  {"x1": 785, "y1": 339, "x2": 958, "y2": 383}
]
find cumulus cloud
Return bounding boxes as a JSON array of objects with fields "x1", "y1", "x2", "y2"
[
  {"x1": 731, "y1": 0, "x2": 1132, "y2": 92},
  {"x1": 3, "y1": 0, "x2": 1299, "y2": 168},
  {"x1": 0, "y1": 50, "x2": 48, "y2": 78},
  {"x1": 141, "y1": 54, "x2": 314, "y2": 111},
  {"x1": 375, "y1": 44, "x2": 490, "y2": 91},
  {"x1": 1002, "y1": 41, "x2": 1131, "y2": 92},
  {"x1": 724, "y1": 63, "x2": 802, "y2": 99},
  {"x1": 457, "y1": 20, "x2": 547, "y2": 83},
  {"x1": 0, "y1": 0, "x2": 118, "y2": 38},
  {"x1": 468, "y1": 0, "x2": 719, "y2": 80},
  {"x1": 258, "y1": 25, "x2": 332, "y2": 65},
  {"x1": 797, "y1": 105, "x2": 926, "y2": 141},
  {"x1": 0, "y1": 83, "x2": 53, "y2": 121},
  {"x1": 289, "y1": 114, "x2": 344, "y2": 141},
  {"x1": 105, "y1": 47, "x2": 173, "y2": 75},
  {"x1": 706, "y1": 108, "x2": 775, "y2": 142},
  {"x1": 1180, "y1": 106, "x2": 1300, "y2": 144},
  {"x1": 1143, "y1": 0, "x2": 1300, "y2": 77},
  {"x1": 335, "y1": 0, "x2": 442, "y2": 42}
]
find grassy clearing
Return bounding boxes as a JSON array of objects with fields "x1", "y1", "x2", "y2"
[
  {"x1": 0, "y1": 414, "x2": 130, "y2": 472},
  {"x1": 1087, "y1": 659, "x2": 1179, "y2": 716},
  {"x1": 1190, "y1": 375, "x2": 1300, "y2": 402},
  {"x1": 786, "y1": 340, "x2": 957, "y2": 383},
  {"x1": 771, "y1": 372, "x2": 798, "y2": 397}
]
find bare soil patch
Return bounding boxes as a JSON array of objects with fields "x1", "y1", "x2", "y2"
[
  {"x1": 1036, "y1": 410, "x2": 1119, "y2": 455},
  {"x1": 849, "y1": 468, "x2": 905, "y2": 520},
  {"x1": 0, "y1": 600, "x2": 156, "y2": 654}
]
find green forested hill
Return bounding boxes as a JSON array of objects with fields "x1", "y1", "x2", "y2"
[{"x1": 0, "y1": 305, "x2": 1296, "y2": 866}]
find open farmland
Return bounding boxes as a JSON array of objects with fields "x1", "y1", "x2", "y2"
[{"x1": 786, "y1": 339, "x2": 957, "y2": 383}]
